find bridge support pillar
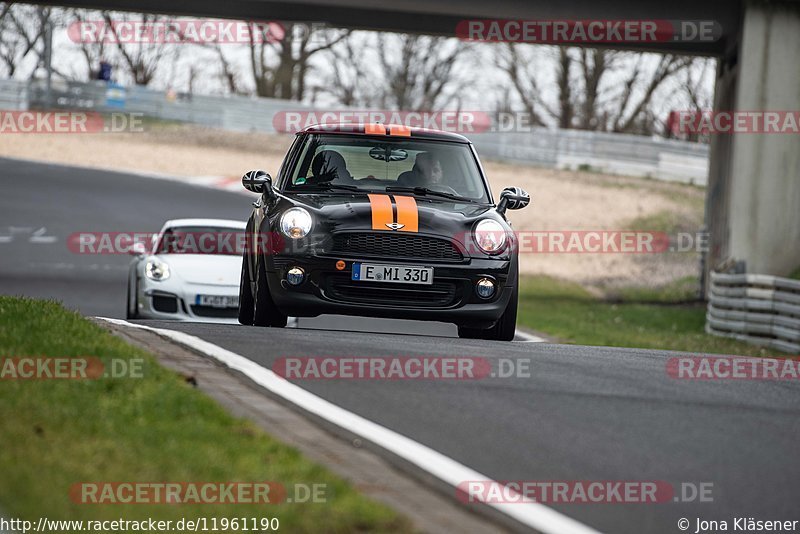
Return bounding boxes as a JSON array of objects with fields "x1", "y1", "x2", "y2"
[{"x1": 706, "y1": 0, "x2": 800, "y2": 278}]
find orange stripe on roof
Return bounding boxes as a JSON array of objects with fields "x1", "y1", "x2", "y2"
[
  {"x1": 389, "y1": 124, "x2": 411, "y2": 137},
  {"x1": 393, "y1": 195, "x2": 419, "y2": 233},
  {"x1": 368, "y1": 194, "x2": 394, "y2": 230},
  {"x1": 364, "y1": 123, "x2": 386, "y2": 135}
]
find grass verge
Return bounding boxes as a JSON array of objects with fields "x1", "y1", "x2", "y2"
[
  {"x1": 0, "y1": 296, "x2": 410, "y2": 532},
  {"x1": 517, "y1": 276, "x2": 773, "y2": 357}
]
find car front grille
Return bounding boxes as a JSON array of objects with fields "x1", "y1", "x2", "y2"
[
  {"x1": 330, "y1": 232, "x2": 463, "y2": 262},
  {"x1": 324, "y1": 274, "x2": 460, "y2": 308},
  {"x1": 191, "y1": 305, "x2": 239, "y2": 318}
]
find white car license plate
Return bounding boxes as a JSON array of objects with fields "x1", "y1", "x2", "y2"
[
  {"x1": 351, "y1": 263, "x2": 433, "y2": 285},
  {"x1": 196, "y1": 295, "x2": 239, "y2": 308}
]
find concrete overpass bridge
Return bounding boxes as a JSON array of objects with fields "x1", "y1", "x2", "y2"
[{"x1": 45, "y1": 0, "x2": 800, "y2": 278}]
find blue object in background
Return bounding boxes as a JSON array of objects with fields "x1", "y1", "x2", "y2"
[
  {"x1": 105, "y1": 83, "x2": 126, "y2": 109},
  {"x1": 97, "y1": 61, "x2": 112, "y2": 81}
]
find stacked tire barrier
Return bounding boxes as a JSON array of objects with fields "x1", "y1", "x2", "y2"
[{"x1": 707, "y1": 272, "x2": 800, "y2": 353}]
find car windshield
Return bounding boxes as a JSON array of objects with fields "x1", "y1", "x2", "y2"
[
  {"x1": 156, "y1": 226, "x2": 242, "y2": 255},
  {"x1": 284, "y1": 134, "x2": 490, "y2": 202}
]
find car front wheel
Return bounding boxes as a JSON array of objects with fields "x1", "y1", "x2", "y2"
[
  {"x1": 458, "y1": 285, "x2": 518, "y2": 341},
  {"x1": 253, "y1": 256, "x2": 287, "y2": 328},
  {"x1": 237, "y1": 253, "x2": 255, "y2": 325},
  {"x1": 126, "y1": 277, "x2": 139, "y2": 320}
]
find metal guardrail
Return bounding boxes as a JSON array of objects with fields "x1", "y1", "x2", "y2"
[
  {"x1": 0, "y1": 79, "x2": 28, "y2": 110},
  {"x1": 470, "y1": 129, "x2": 709, "y2": 185},
  {"x1": 707, "y1": 271, "x2": 800, "y2": 353},
  {"x1": 10, "y1": 78, "x2": 710, "y2": 184}
]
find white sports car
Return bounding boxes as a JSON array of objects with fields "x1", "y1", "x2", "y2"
[{"x1": 126, "y1": 218, "x2": 246, "y2": 322}]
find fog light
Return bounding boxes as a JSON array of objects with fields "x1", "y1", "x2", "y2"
[
  {"x1": 286, "y1": 267, "x2": 305, "y2": 286},
  {"x1": 476, "y1": 278, "x2": 495, "y2": 299}
]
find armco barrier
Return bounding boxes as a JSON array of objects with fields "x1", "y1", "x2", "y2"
[
  {"x1": 0, "y1": 79, "x2": 28, "y2": 110},
  {"x1": 707, "y1": 271, "x2": 800, "y2": 353},
  {"x1": 16, "y1": 78, "x2": 709, "y2": 184},
  {"x1": 469, "y1": 129, "x2": 709, "y2": 185}
]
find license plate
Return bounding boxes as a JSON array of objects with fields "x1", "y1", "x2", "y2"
[
  {"x1": 195, "y1": 295, "x2": 239, "y2": 308},
  {"x1": 351, "y1": 263, "x2": 433, "y2": 285}
]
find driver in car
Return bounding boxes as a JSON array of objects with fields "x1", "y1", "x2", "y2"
[{"x1": 398, "y1": 152, "x2": 443, "y2": 188}]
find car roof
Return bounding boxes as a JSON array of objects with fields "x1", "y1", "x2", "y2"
[
  {"x1": 160, "y1": 218, "x2": 246, "y2": 230},
  {"x1": 300, "y1": 122, "x2": 471, "y2": 143}
]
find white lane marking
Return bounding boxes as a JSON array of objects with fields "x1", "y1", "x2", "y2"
[
  {"x1": 97, "y1": 317, "x2": 598, "y2": 534},
  {"x1": 515, "y1": 330, "x2": 546, "y2": 343}
]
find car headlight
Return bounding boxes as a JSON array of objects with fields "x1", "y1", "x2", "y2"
[
  {"x1": 474, "y1": 219, "x2": 507, "y2": 254},
  {"x1": 280, "y1": 207, "x2": 313, "y2": 239},
  {"x1": 145, "y1": 258, "x2": 171, "y2": 281}
]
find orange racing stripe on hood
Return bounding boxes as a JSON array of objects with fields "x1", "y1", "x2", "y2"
[
  {"x1": 368, "y1": 194, "x2": 394, "y2": 230},
  {"x1": 393, "y1": 195, "x2": 419, "y2": 233}
]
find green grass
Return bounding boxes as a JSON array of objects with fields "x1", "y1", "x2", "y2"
[
  {"x1": 0, "y1": 297, "x2": 410, "y2": 533},
  {"x1": 517, "y1": 276, "x2": 773, "y2": 356},
  {"x1": 609, "y1": 276, "x2": 701, "y2": 303},
  {"x1": 625, "y1": 209, "x2": 703, "y2": 235},
  {"x1": 789, "y1": 267, "x2": 800, "y2": 280}
]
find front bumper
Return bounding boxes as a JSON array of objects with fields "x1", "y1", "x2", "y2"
[
  {"x1": 265, "y1": 254, "x2": 514, "y2": 328},
  {"x1": 136, "y1": 279, "x2": 240, "y2": 323}
]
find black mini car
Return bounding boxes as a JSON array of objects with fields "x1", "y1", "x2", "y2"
[{"x1": 237, "y1": 123, "x2": 530, "y2": 340}]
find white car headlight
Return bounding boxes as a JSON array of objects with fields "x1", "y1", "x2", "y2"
[
  {"x1": 145, "y1": 258, "x2": 171, "y2": 281},
  {"x1": 280, "y1": 207, "x2": 313, "y2": 239},
  {"x1": 474, "y1": 219, "x2": 507, "y2": 254}
]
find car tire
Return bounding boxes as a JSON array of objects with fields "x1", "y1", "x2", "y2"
[
  {"x1": 126, "y1": 277, "x2": 139, "y2": 320},
  {"x1": 253, "y1": 256, "x2": 287, "y2": 328},
  {"x1": 238, "y1": 253, "x2": 254, "y2": 325},
  {"x1": 457, "y1": 285, "x2": 518, "y2": 341}
]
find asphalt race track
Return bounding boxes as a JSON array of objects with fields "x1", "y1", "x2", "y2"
[{"x1": 2, "y1": 158, "x2": 799, "y2": 533}]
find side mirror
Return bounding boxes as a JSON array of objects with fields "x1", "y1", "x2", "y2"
[
  {"x1": 129, "y1": 241, "x2": 147, "y2": 256},
  {"x1": 242, "y1": 170, "x2": 273, "y2": 195},
  {"x1": 497, "y1": 187, "x2": 530, "y2": 215}
]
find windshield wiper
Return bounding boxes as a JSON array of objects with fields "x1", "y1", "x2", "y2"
[
  {"x1": 301, "y1": 182, "x2": 362, "y2": 193},
  {"x1": 384, "y1": 186, "x2": 480, "y2": 203}
]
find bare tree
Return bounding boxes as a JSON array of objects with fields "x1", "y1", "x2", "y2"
[
  {"x1": 67, "y1": 9, "x2": 108, "y2": 80},
  {"x1": 0, "y1": 4, "x2": 59, "y2": 79},
  {"x1": 663, "y1": 57, "x2": 715, "y2": 140},
  {"x1": 607, "y1": 53, "x2": 693, "y2": 134},
  {"x1": 211, "y1": 44, "x2": 246, "y2": 95},
  {"x1": 100, "y1": 11, "x2": 175, "y2": 86},
  {"x1": 500, "y1": 43, "x2": 695, "y2": 135},
  {"x1": 495, "y1": 44, "x2": 549, "y2": 126},
  {"x1": 373, "y1": 33, "x2": 469, "y2": 111},
  {"x1": 317, "y1": 33, "x2": 375, "y2": 106},
  {"x1": 249, "y1": 23, "x2": 348, "y2": 100}
]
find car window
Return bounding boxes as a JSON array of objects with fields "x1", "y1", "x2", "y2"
[
  {"x1": 156, "y1": 226, "x2": 242, "y2": 255},
  {"x1": 284, "y1": 134, "x2": 490, "y2": 202}
]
